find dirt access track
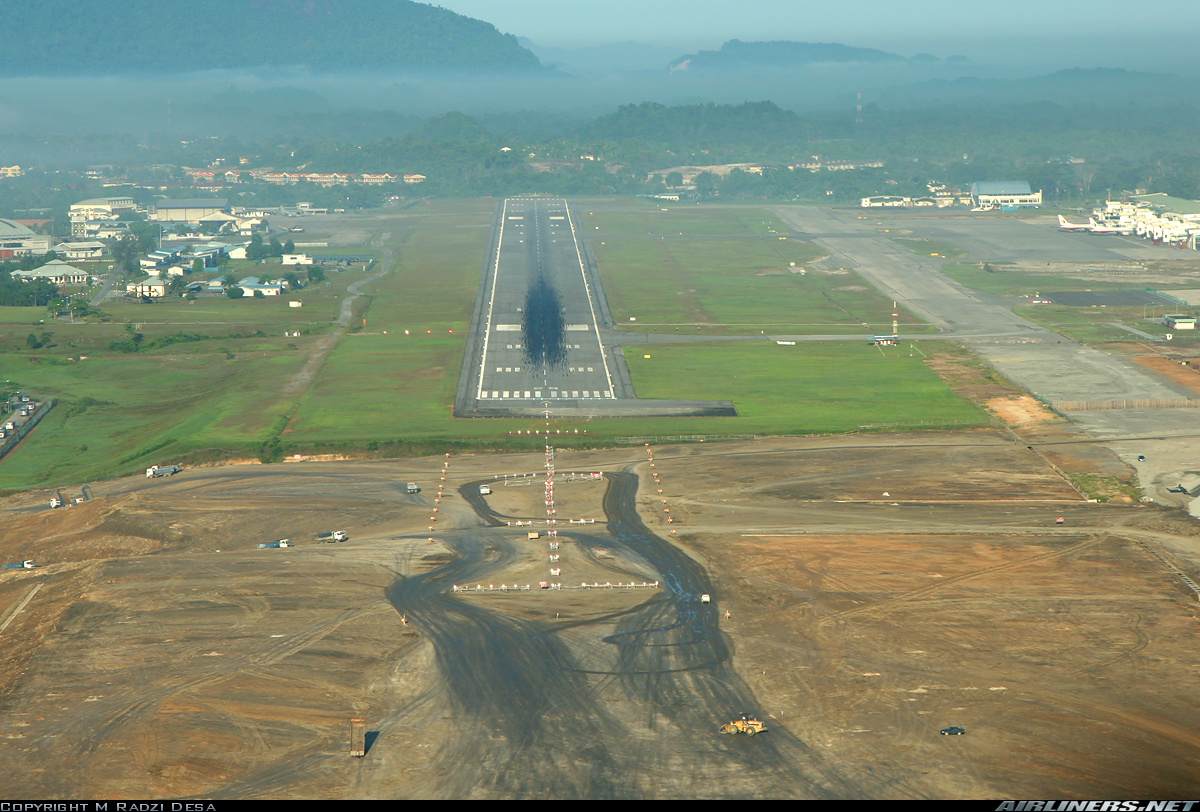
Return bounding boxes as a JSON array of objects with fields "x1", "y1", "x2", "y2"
[{"x1": 2, "y1": 431, "x2": 1200, "y2": 799}]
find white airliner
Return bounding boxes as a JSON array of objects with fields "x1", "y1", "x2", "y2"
[
  {"x1": 1057, "y1": 215, "x2": 1091, "y2": 231},
  {"x1": 1057, "y1": 214, "x2": 1133, "y2": 235},
  {"x1": 1086, "y1": 218, "x2": 1134, "y2": 236}
]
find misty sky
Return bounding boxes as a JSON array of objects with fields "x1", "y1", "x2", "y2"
[{"x1": 435, "y1": 0, "x2": 1200, "y2": 66}]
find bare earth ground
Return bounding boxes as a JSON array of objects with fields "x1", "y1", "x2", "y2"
[
  {"x1": 3, "y1": 432, "x2": 1200, "y2": 799},
  {"x1": 1129, "y1": 353, "x2": 1200, "y2": 397}
]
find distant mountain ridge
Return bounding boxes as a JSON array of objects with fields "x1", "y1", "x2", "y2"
[
  {"x1": 0, "y1": 0, "x2": 543, "y2": 76},
  {"x1": 670, "y1": 40, "x2": 907, "y2": 70}
]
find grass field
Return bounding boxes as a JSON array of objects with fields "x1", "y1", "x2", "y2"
[
  {"x1": 1, "y1": 199, "x2": 990, "y2": 490},
  {"x1": 0, "y1": 307, "x2": 56, "y2": 325},
  {"x1": 580, "y1": 200, "x2": 933, "y2": 335},
  {"x1": 285, "y1": 209, "x2": 496, "y2": 444},
  {"x1": 1013, "y1": 304, "x2": 1197, "y2": 344},
  {"x1": 283, "y1": 338, "x2": 990, "y2": 445},
  {"x1": 0, "y1": 263, "x2": 371, "y2": 489},
  {"x1": 0, "y1": 348, "x2": 308, "y2": 487},
  {"x1": 589, "y1": 232, "x2": 931, "y2": 335},
  {"x1": 0, "y1": 278, "x2": 356, "y2": 360},
  {"x1": 623, "y1": 342, "x2": 989, "y2": 433}
]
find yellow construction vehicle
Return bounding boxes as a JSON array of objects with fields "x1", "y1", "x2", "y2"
[{"x1": 720, "y1": 715, "x2": 767, "y2": 736}]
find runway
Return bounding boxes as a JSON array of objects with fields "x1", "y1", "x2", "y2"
[
  {"x1": 456, "y1": 198, "x2": 735, "y2": 418},
  {"x1": 475, "y1": 198, "x2": 619, "y2": 403}
]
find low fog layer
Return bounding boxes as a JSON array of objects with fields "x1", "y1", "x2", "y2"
[{"x1": 3, "y1": 50, "x2": 1196, "y2": 142}]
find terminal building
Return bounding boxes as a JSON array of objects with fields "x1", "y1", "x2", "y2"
[
  {"x1": 69, "y1": 196, "x2": 138, "y2": 238},
  {"x1": 0, "y1": 218, "x2": 52, "y2": 257},
  {"x1": 970, "y1": 181, "x2": 1042, "y2": 209}
]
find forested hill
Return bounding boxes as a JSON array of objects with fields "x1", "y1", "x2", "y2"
[
  {"x1": 0, "y1": 0, "x2": 543, "y2": 76},
  {"x1": 671, "y1": 40, "x2": 905, "y2": 70}
]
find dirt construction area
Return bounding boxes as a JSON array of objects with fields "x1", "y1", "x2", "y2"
[{"x1": 3, "y1": 432, "x2": 1200, "y2": 799}]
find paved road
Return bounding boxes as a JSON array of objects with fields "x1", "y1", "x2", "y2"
[{"x1": 90, "y1": 263, "x2": 125, "y2": 306}]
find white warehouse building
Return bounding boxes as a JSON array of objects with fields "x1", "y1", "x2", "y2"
[{"x1": 971, "y1": 181, "x2": 1042, "y2": 208}]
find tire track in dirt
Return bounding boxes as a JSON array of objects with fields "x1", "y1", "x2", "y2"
[
  {"x1": 1081, "y1": 611, "x2": 1149, "y2": 674},
  {"x1": 374, "y1": 469, "x2": 859, "y2": 798}
]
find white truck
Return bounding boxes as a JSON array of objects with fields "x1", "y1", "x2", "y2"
[
  {"x1": 479, "y1": 484, "x2": 491, "y2": 495},
  {"x1": 146, "y1": 464, "x2": 181, "y2": 478},
  {"x1": 406, "y1": 482, "x2": 420, "y2": 494}
]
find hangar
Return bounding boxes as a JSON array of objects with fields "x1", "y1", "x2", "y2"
[
  {"x1": 971, "y1": 181, "x2": 1042, "y2": 208},
  {"x1": 150, "y1": 199, "x2": 230, "y2": 222}
]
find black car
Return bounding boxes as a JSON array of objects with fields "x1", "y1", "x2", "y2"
[{"x1": 940, "y1": 726, "x2": 966, "y2": 736}]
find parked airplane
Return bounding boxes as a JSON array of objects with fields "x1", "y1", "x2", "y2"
[
  {"x1": 1057, "y1": 215, "x2": 1133, "y2": 235},
  {"x1": 1057, "y1": 215, "x2": 1091, "y2": 231},
  {"x1": 1087, "y1": 218, "x2": 1134, "y2": 236}
]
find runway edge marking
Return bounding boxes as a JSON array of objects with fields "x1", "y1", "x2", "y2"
[
  {"x1": 564, "y1": 200, "x2": 617, "y2": 398},
  {"x1": 476, "y1": 198, "x2": 508, "y2": 400}
]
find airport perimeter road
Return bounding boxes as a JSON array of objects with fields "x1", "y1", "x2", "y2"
[
  {"x1": 457, "y1": 199, "x2": 734, "y2": 418},
  {"x1": 773, "y1": 207, "x2": 1197, "y2": 434}
]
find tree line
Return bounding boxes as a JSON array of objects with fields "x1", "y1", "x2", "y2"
[{"x1": 4, "y1": 99, "x2": 1200, "y2": 211}]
